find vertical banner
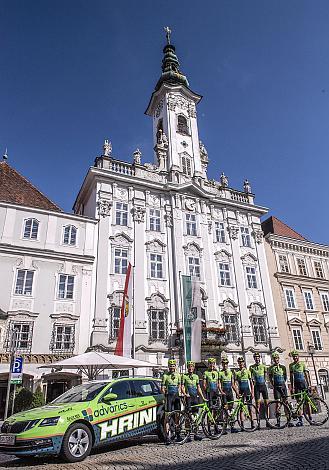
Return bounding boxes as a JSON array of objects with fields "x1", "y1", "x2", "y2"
[
  {"x1": 115, "y1": 263, "x2": 133, "y2": 357},
  {"x1": 182, "y1": 275, "x2": 202, "y2": 362}
]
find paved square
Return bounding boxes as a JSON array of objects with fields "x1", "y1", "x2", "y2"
[{"x1": 0, "y1": 421, "x2": 328, "y2": 470}]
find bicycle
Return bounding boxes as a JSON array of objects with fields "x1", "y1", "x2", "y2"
[
  {"x1": 222, "y1": 397, "x2": 259, "y2": 432},
  {"x1": 266, "y1": 388, "x2": 329, "y2": 429},
  {"x1": 166, "y1": 398, "x2": 225, "y2": 444}
]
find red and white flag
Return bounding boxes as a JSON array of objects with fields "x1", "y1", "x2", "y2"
[{"x1": 114, "y1": 263, "x2": 133, "y2": 357}]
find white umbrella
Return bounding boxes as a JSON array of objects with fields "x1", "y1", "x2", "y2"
[{"x1": 38, "y1": 351, "x2": 161, "y2": 380}]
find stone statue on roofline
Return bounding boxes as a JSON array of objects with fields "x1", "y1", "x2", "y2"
[
  {"x1": 244, "y1": 179, "x2": 252, "y2": 194},
  {"x1": 133, "y1": 148, "x2": 142, "y2": 165},
  {"x1": 199, "y1": 140, "x2": 208, "y2": 163},
  {"x1": 103, "y1": 139, "x2": 112, "y2": 157},
  {"x1": 220, "y1": 172, "x2": 228, "y2": 188}
]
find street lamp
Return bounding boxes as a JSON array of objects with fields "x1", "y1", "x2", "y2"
[{"x1": 307, "y1": 342, "x2": 320, "y2": 393}]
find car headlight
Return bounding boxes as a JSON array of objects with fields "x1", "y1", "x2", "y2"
[{"x1": 39, "y1": 417, "x2": 60, "y2": 427}]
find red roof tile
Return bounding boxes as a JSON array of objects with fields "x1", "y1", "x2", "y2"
[
  {"x1": 0, "y1": 162, "x2": 61, "y2": 211},
  {"x1": 262, "y1": 216, "x2": 307, "y2": 241}
]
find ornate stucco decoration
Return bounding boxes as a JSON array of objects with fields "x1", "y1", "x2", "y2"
[
  {"x1": 155, "y1": 99, "x2": 164, "y2": 117},
  {"x1": 165, "y1": 211, "x2": 173, "y2": 227},
  {"x1": 228, "y1": 225, "x2": 239, "y2": 240},
  {"x1": 185, "y1": 198, "x2": 196, "y2": 211},
  {"x1": 252, "y1": 229, "x2": 264, "y2": 244},
  {"x1": 97, "y1": 199, "x2": 113, "y2": 218},
  {"x1": 132, "y1": 206, "x2": 146, "y2": 223}
]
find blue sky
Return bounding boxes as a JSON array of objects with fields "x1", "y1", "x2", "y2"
[{"x1": 1, "y1": 1, "x2": 329, "y2": 243}]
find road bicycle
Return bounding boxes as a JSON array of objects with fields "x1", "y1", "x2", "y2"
[
  {"x1": 266, "y1": 389, "x2": 329, "y2": 429},
  {"x1": 221, "y1": 397, "x2": 259, "y2": 432},
  {"x1": 165, "y1": 398, "x2": 225, "y2": 444}
]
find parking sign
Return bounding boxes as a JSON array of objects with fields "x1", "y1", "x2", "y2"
[{"x1": 11, "y1": 356, "x2": 23, "y2": 384}]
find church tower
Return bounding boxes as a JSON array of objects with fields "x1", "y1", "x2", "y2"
[{"x1": 145, "y1": 28, "x2": 208, "y2": 181}]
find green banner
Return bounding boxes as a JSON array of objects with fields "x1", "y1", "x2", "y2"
[
  {"x1": 182, "y1": 275, "x2": 193, "y2": 362},
  {"x1": 182, "y1": 275, "x2": 202, "y2": 363}
]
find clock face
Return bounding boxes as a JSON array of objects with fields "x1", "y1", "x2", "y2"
[{"x1": 185, "y1": 199, "x2": 195, "y2": 211}]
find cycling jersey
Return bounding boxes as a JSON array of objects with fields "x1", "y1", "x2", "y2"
[
  {"x1": 219, "y1": 369, "x2": 234, "y2": 390},
  {"x1": 182, "y1": 373, "x2": 199, "y2": 397},
  {"x1": 268, "y1": 364, "x2": 287, "y2": 386},
  {"x1": 235, "y1": 368, "x2": 251, "y2": 392},
  {"x1": 203, "y1": 370, "x2": 220, "y2": 392},
  {"x1": 249, "y1": 363, "x2": 267, "y2": 385},
  {"x1": 289, "y1": 361, "x2": 308, "y2": 384},
  {"x1": 162, "y1": 371, "x2": 181, "y2": 395}
]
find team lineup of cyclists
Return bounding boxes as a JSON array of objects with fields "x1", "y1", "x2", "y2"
[{"x1": 160, "y1": 350, "x2": 329, "y2": 444}]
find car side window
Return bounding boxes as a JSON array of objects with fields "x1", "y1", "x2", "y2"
[
  {"x1": 132, "y1": 380, "x2": 160, "y2": 397},
  {"x1": 107, "y1": 380, "x2": 132, "y2": 400}
]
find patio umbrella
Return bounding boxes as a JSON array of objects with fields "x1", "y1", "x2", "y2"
[{"x1": 38, "y1": 351, "x2": 161, "y2": 380}]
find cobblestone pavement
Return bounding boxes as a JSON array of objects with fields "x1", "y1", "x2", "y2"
[{"x1": 0, "y1": 421, "x2": 329, "y2": 470}]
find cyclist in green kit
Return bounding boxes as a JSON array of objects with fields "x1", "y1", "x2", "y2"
[
  {"x1": 234, "y1": 356, "x2": 255, "y2": 430},
  {"x1": 161, "y1": 359, "x2": 182, "y2": 412},
  {"x1": 219, "y1": 357, "x2": 239, "y2": 433},
  {"x1": 289, "y1": 350, "x2": 311, "y2": 427},
  {"x1": 249, "y1": 352, "x2": 269, "y2": 427},
  {"x1": 181, "y1": 361, "x2": 204, "y2": 441},
  {"x1": 203, "y1": 358, "x2": 220, "y2": 407}
]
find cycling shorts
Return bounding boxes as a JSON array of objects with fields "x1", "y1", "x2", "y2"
[
  {"x1": 254, "y1": 384, "x2": 269, "y2": 401},
  {"x1": 240, "y1": 389, "x2": 252, "y2": 404},
  {"x1": 273, "y1": 385, "x2": 288, "y2": 400},
  {"x1": 185, "y1": 395, "x2": 200, "y2": 412},
  {"x1": 294, "y1": 381, "x2": 307, "y2": 397},
  {"x1": 221, "y1": 389, "x2": 234, "y2": 406},
  {"x1": 165, "y1": 394, "x2": 181, "y2": 412},
  {"x1": 207, "y1": 390, "x2": 220, "y2": 407}
]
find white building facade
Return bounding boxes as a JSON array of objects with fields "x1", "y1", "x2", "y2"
[
  {"x1": 74, "y1": 36, "x2": 281, "y2": 367},
  {"x1": 0, "y1": 168, "x2": 97, "y2": 409}
]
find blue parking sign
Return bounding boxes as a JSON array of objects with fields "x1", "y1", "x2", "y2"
[{"x1": 11, "y1": 356, "x2": 23, "y2": 384}]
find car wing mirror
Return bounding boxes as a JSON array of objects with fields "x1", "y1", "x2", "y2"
[{"x1": 102, "y1": 392, "x2": 118, "y2": 404}]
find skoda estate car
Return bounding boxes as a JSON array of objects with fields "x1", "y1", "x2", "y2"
[{"x1": 0, "y1": 378, "x2": 164, "y2": 462}]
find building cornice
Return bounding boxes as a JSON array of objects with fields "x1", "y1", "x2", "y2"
[
  {"x1": 75, "y1": 166, "x2": 268, "y2": 216},
  {"x1": 0, "y1": 243, "x2": 94, "y2": 264},
  {"x1": 276, "y1": 272, "x2": 329, "y2": 287},
  {"x1": 265, "y1": 233, "x2": 329, "y2": 256},
  {"x1": 0, "y1": 201, "x2": 97, "y2": 224}
]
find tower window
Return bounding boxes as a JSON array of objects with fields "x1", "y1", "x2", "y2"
[
  {"x1": 177, "y1": 115, "x2": 189, "y2": 135},
  {"x1": 181, "y1": 155, "x2": 192, "y2": 176}
]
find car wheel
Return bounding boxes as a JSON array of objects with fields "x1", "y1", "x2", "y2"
[{"x1": 61, "y1": 423, "x2": 92, "y2": 463}]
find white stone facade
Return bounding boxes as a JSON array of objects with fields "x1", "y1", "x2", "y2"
[
  {"x1": 0, "y1": 202, "x2": 96, "y2": 359},
  {"x1": 74, "y1": 69, "x2": 281, "y2": 366}
]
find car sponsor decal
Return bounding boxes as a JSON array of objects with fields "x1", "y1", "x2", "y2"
[
  {"x1": 82, "y1": 408, "x2": 94, "y2": 421},
  {"x1": 97, "y1": 405, "x2": 157, "y2": 441}
]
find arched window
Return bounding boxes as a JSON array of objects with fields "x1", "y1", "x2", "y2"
[
  {"x1": 63, "y1": 225, "x2": 77, "y2": 246},
  {"x1": 146, "y1": 293, "x2": 168, "y2": 343},
  {"x1": 23, "y1": 218, "x2": 39, "y2": 240},
  {"x1": 177, "y1": 115, "x2": 189, "y2": 135},
  {"x1": 222, "y1": 300, "x2": 240, "y2": 344},
  {"x1": 108, "y1": 291, "x2": 123, "y2": 340},
  {"x1": 249, "y1": 303, "x2": 267, "y2": 344}
]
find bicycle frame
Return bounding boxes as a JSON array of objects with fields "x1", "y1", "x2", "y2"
[
  {"x1": 226, "y1": 398, "x2": 252, "y2": 421},
  {"x1": 189, "y1": 402, "x2": 217, "y2": 426}
]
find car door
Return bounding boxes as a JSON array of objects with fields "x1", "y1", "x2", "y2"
[
  {"x1": 92, "y1": 379, "x2": 137, "y2": 446},
  {"x1": 130, "y1": 379, "x2": 162, "y2": 436}
]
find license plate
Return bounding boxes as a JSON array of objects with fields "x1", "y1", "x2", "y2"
[{"x1": 0, "y1": 434, "x2": 15, "y2": 446}]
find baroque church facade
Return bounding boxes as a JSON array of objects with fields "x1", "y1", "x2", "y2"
[
  {"x1": 0, "y1": 33, "x2": 282, "y2": 407},
  {"x1": 74, "y1": 34, "x2": 281, "y2": 366}
]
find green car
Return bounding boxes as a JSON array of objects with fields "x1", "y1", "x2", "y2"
[{"x1": 0, "y1": 377, "x2": 165, "y2": 462}]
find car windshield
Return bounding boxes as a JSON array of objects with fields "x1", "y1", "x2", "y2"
[{"x1": 51, "y1": 382, "x2": 109, "y2": 404}]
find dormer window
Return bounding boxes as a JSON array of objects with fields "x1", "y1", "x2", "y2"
[
  {"x1": 177, "y1": 115, "x2": 189, "y2": 135},
  {"x1": 23, "y1": 218, "x2": 39, "y2": 240},
  {"x1": 63, "y1": 225, "x2": 77, "y2": 246}
]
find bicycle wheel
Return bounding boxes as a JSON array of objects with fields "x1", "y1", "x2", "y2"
[
  {"x1": 266, "y1": 400, "x2": 291, "y2": 429},
  {"x1": 303, "y1": 396, "x2": 329, "y2": 426},
  {"x1": 237, "y1": 403, "x2": 259, "y2": 432},
  {"x1": 166, "y1": 411, "x2": 192, "y2": 444},
  {"x1": 201, "y1": 407, "x2": 226, "y2": 439}
]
